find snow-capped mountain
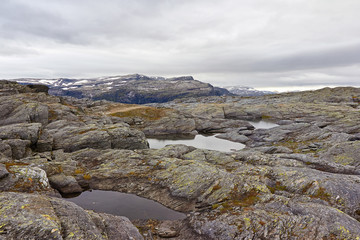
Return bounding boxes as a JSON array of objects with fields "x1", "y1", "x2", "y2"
[
  {"x1": 10, "y1": 74, "x2": 232, "y2": 104},
  {"x1": 224, "y1": 86, "x2": 276, "y2": 96}
]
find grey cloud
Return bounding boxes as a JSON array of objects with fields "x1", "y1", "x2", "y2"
[
  {"x1": 1, "y1": 0, "x2": 360, "y2": 90},
  {"x1": 0, "y1": 44, "x2": 37, "y2": 56},
  {"x1": 0, "y1": 1, "x2": 69, "y2": 41},
  {"x1": 247, "y1": 44, "x2": 360, "y2": 72}
]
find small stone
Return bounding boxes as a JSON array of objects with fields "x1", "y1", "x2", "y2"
[
  {"x1": 156, "y1": 221, "x2": 180, "y2": 238},
  {"x1": 0, "y1": 164, "x2": 9, "y2": 179}
]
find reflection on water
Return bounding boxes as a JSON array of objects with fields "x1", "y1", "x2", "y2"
[
  {"x1": 147, "y1": 134, "x2": 245, "y2": 152},
  {"x1": 248, "y1": 120, "x2": 278, "y2": 129},
  {"x1": 147, "y1": 120, "x2": 278, "y2": 152},
  {"x1": 64, "y1": 190, "x2": 186, "y2": 220}
]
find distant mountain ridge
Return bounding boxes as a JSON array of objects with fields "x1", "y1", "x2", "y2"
[
  {"x1": 224, "y1": 85, "x2": 276, "y2": 96},
  {"x1": 11, "y1": 74, "x2": 233, "y2": 104}
]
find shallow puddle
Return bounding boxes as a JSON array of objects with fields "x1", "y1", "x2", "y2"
[
  {"x1": 248, "y1": 120, "x2": 279, "y2": 129},
  {"x1": 64, "y1": 190, "x2": 186, "y2": 220},
  {"x1": 147, "y1": 134, "x2": 245, "y2": 152},
  {"x1": 148, "y1": 120, "x2": 278, "y2": 151}
]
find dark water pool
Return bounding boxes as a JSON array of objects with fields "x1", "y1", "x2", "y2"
[{"x1": 64, "y1": 190, "x2": 186, "y2": 220}]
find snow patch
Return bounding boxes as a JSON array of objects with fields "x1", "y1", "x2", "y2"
[{"x1": 75, "y1": 80, "x2": 89, "y2": 84}]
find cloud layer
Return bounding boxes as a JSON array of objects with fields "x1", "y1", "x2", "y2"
[{"x1": 1, "y1": 0, "x2": 360, "y2": 90}]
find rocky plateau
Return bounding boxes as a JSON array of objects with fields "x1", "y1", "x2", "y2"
[{"x1": 1, "y1": 80, "x2": 360, "y2": 239}]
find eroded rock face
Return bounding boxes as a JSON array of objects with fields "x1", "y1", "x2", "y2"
[{"x1": 0, "y1": 81, "x2": 149, "y2": 157}]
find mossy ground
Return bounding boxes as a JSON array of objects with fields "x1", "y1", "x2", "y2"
[
  {"x1": 212, "y1": 186, "x2": 261, "y2": 214},
  {"x1": 108, "y1": 105, "x2": 171, "y2": 121},
  {"x1": 266, "y1": 181, "x2": 288, "y2": 194}
]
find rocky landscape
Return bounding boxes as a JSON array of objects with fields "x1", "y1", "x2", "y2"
[{"x1": 1, "y1": 79, "x2": 360, "y2": 239}]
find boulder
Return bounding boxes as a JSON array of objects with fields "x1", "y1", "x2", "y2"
[
  {"x1": 142, "y1": 116, "x2": 196, "y2": 136},
  {"x1": 0, "y1": 123, "x2": 42, "y2": 145},
  {"x1": 0, "y1": 100, "x2": 48, "y2": 126},
  {"x1": 3, "y1": 139, "x2": 31, "y2": 159},
  {"x1": 0, "y1": 165, "x2": 51, "y2": 192},
  {"x1": 48, "y1": 174, "x2": 83, "y2": 194},
  {"x1": 47, "y1": 121, "x2": 148, "y2": 152}
]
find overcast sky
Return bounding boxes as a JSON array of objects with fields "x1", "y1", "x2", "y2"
[{"x1": 1, "y1": 0, "x2": 360, "y2": 91}]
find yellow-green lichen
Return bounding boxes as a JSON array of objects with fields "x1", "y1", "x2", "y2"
[{"x1": 333, "y1": 155, "x2": 354, "y2": 166}]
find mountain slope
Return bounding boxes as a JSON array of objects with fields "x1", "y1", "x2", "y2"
[{"x1": 12, "y1": 74, "x2": 233, "y2": 104}]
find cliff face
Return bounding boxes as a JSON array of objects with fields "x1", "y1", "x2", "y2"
[{"x1": 12, "y1": 74, "x2": 232, "y2": 104}]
